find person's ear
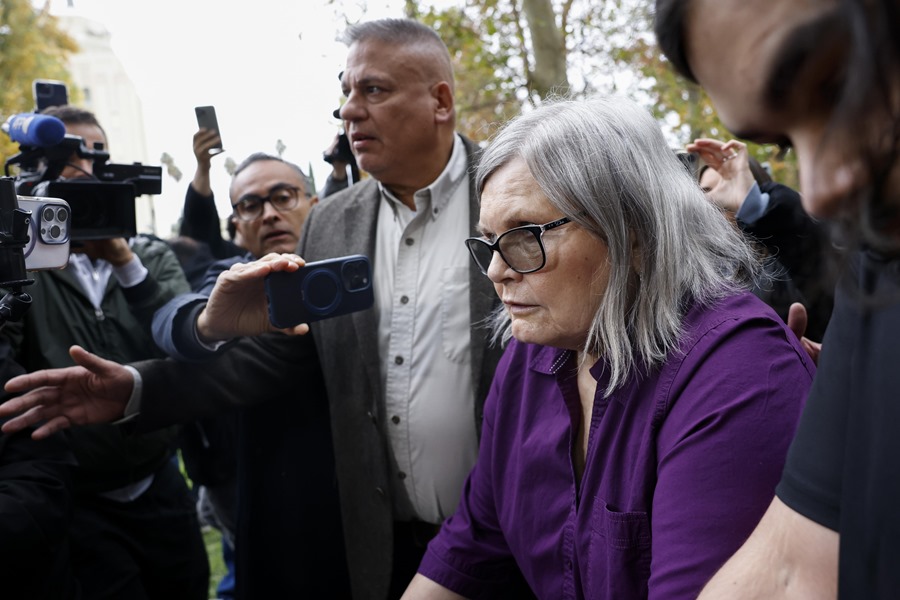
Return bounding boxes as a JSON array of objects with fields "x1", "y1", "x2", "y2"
[
  {"x1": 432, "y1": 81, "x2": 454, "y2": 125},
  {"x1": 310, "y1": 194, "x2": 320, "y2": 207}
]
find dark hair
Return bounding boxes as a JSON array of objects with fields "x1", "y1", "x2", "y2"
[
  {"x1": 232, "y1": 153, "x2": 314, "y2": 198},
  {"x1": 40, "y1": 104, "x2": 108, "y2": 141}
]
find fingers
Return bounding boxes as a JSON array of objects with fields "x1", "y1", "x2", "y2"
[
  {"x1": 223, "y1": 254, "x2": 305, "y2": 279},
  {"x1": 720, "y1": 140, "x2": 746, "y2": 163},
  {"x1": 255, "y1": 252, "x2": 305, "y2": 265},
  {"x1": 32, "y1": 415, "x2": 75, "y2": 440},
  {"x1": 688, "y1": 138, "x2": 745, "y2": 166},
  {"x1": 787, "y1": 302, "x2": 820, "y2": 365},
  {"x1": 0, "y1": 391, "x2": 64, "y2": 435},
  {"x1": 800, "y1": 338, "x2": 822, "y2": 366},
  {"x1": 69, "y1": 345, "x2": 122, "y2": 378},
  {"x1": 4, "y1": 365, "x2": 78, "y2": 395},
  {"x1": 280, "y1": 323, "x2": 311, "y2": 336},
  {"x1": 787, "y1": 302, "x2": 809, "y2": 341},
  {"x1": 193, "y1": 129, "x2": 221, "y2": 158}
]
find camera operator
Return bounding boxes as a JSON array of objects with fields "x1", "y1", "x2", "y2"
[{"x1": 0, "y1": 105, "x2": 209, "y2": 599}]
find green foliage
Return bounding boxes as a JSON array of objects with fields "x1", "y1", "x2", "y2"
[
  {"x1": 611, "y1": 5, "x2": 798, "y2": 188},
  {"x1": 418, "y1": 3, "x2": 525, "y2": 141},
  {"x1": 332, "y1": 0, "x2": 801, "y2": 185},
  {"x1": 0, "y1": 0, "x2": 78, "y2": 170},
  {"x1": 420, "y1": 0, "x2": 799, "y2": 187}
]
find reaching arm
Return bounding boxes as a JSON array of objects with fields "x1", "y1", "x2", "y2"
[
  {"x1": 698, "y1": 497, "x2": 838, "y2": 599},
  {"x1": 0, "y1": 345, "x2": 134, "y2": 439},
  {"x1": 190, "y1": 128, "x2": 219, "y2": 198}
]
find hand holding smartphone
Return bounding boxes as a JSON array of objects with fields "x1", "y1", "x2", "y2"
[
  {"x1": 194, "y1": 105, "x2": 224, "y2": 155},
  {"x1": 265, "y1": 255, "x2": 374, "y2": 328}
]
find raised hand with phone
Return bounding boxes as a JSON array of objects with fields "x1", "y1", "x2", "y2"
[{"x1": 194, "y1": 105, "x2": 224, "y2": 155}]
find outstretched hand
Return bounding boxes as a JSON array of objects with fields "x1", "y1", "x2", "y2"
[
  {"x1": 0, "y1": 346, "x2": 135, "y2": 440},
  {"x1": 787, "y1": 302, "x2": 822, "y2": 365},
  {"x1": 196, "y1": 252, "x2": 311, "y2": 343}
]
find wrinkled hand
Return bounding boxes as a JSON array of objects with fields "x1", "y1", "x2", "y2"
[
  {"x1": 76, "y1": 237, "x2": 134, "y2": 266},
  {"x1": 787, "y1": 302, "x2": 822, "y2": 365},
  {"x1": 686, "y1": 138, "x2": 757, "y2": 214},
  {"x1": 0, "y1": 346, "x2": 135, "y2": 440},
  {"x1": 197, "y1": 252, "x2": 310, "y2": 342}
]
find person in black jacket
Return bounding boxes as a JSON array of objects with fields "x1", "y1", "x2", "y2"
[
  {"x1": 688, "y1": 137, "x2": 836, "y2": 340},
  {"x1": 0, "y1": 343, "x2": 78, "y2": 600}
]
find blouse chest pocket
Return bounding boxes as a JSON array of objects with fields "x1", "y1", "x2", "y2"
[{"x1": 585, "y1": 500, "x2": 652, "y2": 600}]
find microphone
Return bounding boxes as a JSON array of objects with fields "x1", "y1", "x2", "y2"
[{"x1": 2, "y1": 113, "x2": 66, "y2": 147}]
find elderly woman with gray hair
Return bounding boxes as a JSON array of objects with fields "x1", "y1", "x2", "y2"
[{"x1": 401, "y1": 96, "x2": 814, "y2": 600}]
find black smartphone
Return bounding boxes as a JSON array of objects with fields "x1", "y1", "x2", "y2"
[
  {"x1": 32, "y1": 79, "x2": 69, "y2": 112},
  {"x1": 194, "y1": 105, "x2": 224, "y2": 155},
  {"x1": 17, "y1": 196, "x2": 71, "y2": 270},
  {"x1": 265, "y1": 254, "x2": 374, "y2": 328}
]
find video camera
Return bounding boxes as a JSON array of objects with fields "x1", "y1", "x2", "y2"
[{"x1": 4, "y1": 113, "x2": 162, "y2": 241}]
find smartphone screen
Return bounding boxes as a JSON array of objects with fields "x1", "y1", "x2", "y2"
[{"x1": 194, "y1": 105, "x2": 224, "y2": 155}]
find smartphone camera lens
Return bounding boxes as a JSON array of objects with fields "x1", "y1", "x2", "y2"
[
  {"x1": 49, "y1": 225, "x2": 61, "y2": 239},
  {"x1": 43, "y1": 207, "x2": 55, "y2": 221},
  {"x1": 57, "y1": 207, "x2": 69, "y2": 222},
  {"x1": 342, "y1": 260, "x2": 371, "y2": 291}
]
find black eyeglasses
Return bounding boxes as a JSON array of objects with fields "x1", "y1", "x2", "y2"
[
  {"x1": 232, "y1": 185, "x2": 304, "y2": 222},
  {"x1": 465, "y1": 217, "x2": 572, "y2": 275}
]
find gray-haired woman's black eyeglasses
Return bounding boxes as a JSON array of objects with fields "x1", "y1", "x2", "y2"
[
  {"x1": 465, "y1": 217, "x2": 572, "y2": 275},
  {"x1": 232, "y1": 184, "x2": 304, "y2": 222}
]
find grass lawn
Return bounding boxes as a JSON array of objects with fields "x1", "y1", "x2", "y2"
[
  {"x1": 179, "y1": 454, "x2": 229, "y2": 599},
  {"x1": 203, "y1": 526, "x2": 228, "y2": 599}
]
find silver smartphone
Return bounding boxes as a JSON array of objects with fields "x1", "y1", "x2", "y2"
[
  {"x1": 194, "y1": 105, "x2": 224, "y2": 155},
  {"x1": 17, "y1": 196, "x2": 71, "y2": 270}
]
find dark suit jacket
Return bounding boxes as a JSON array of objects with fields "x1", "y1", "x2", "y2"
[
  {"x1": 133, "y1": 135, "x2": 503, "y2": 600},
  {"x1": 740, "y1": 182, "x2": 836, "y2": 340}
]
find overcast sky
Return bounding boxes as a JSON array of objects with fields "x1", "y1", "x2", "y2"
[{"x1": 45, "y1": 0, "x2": 412, "y2": 235}]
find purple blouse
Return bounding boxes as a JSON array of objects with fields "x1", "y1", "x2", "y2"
[{"x1": 418, "y1": 292, "x2": 814, "y2": 599}]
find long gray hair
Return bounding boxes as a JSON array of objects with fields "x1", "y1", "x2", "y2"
[{"x1": 476, "y1": 95, "x2": 764, "y2": 395}]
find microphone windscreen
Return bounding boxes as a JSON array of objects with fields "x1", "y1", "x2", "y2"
[{"x1": 4, "y1": 113, "x2": 67, "y2": 147}]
